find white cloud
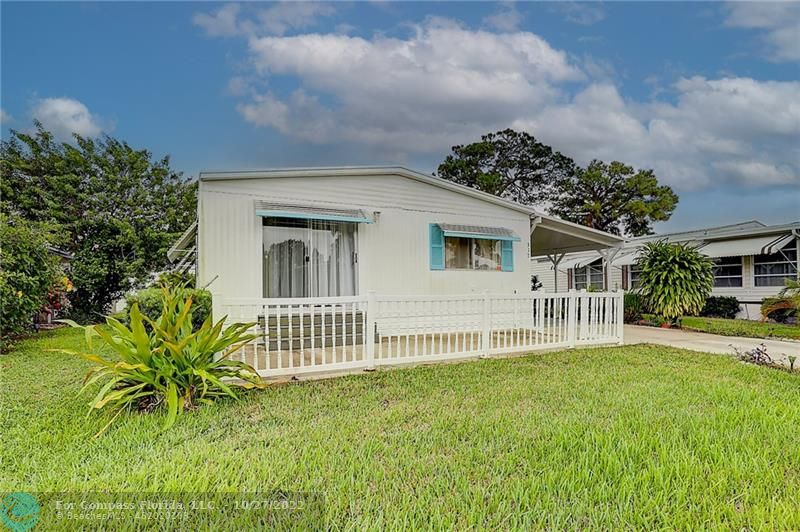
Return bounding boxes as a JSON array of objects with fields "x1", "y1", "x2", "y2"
[
  {"x1": 257, "y1": 2, "x2": 335, "y2": 36},
  {"x1": 517, "y1": 77, "x2": 800, "y2": 189},
  {"x1": 31, "y1": 97, "x2": 104, "y2": 140},
  {"x1": 193, "y1": 3, "x2": 242, "y2": 38},
  {"x1": 206, "y1": 13, "x2": 797, "y2": 190},
  {"x1": 724, "y1": 2, "x2": 800, "y2": 62},
  {"x1": 483, "y1": 2, "x2": 522, "y2": 32},
  {"x1": 240, "y1": 18, "x2": 583, "y2": 150},
  {"x1": 552, "y1": 2, "x2": 606, "y2": 26},
  {"x1": 0, "y1": 109, "x2": 12, "y2": 124},
  {"x1": 193, "y1": 2, "x2": 336, "y2": 37}
]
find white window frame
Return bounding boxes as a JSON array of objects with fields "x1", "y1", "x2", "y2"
[
  {"x1": 444, "y1": 236, "x2": 503, "y2": 271},
  {"x1": 754, "y1": 245, "x2": 798, "y2": 287},
  {"x1": 573, "y1": 259, "x2": 605, "y2": 290},
  {"x1": 712, "y1": 256, "x2": 744, "y2": 288},
  {"x1": 628, "y1": 265, "x2": 643, "y2": 290}
]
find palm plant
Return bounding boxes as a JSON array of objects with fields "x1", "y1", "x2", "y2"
[
  {"x1": 761, "y1": 279, "x2": 800, "y2": 322},
  {"x1": 56, "y1": 285, "x2": 264, "y2": 434},
  {"x1": 636, "y1": 240, "x2": 714, "y2": 323}
]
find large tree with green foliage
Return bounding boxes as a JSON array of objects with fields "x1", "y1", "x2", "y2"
[
  {"x1": 0, "y1": 213, "x2": 62, "y2": 346},
  {"x1": 435, "y1": 129, "x2": 576, "y2": 205},
  {"x1": 1, "y1": 122, "x2": 196, "y2": 321},
  {"x1": 548, "y1": 160, "x2": 678, "y2": 236}
]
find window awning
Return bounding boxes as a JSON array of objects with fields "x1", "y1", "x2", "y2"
[
  {"x1": 612, "y1": 250, "x2": 641, "y2": 267},
  {"x1": 255, "y1": 201, "x2": 372, "y2": 223},
  {"x1": 436, "y1": 223, "x2": 520, "y2": 242},
  {"x1": 698, "y1": 233, "x2": 793, "y2": 258},
  {"x1": 558, "y1": 254, "x2": 600, "y2": 270}
]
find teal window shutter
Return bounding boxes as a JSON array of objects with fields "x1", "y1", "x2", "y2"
[
  {"x1": 429, "y1": 224, "x2": 444, "y2": 270},
  {"x1": 501, "y1": 240, "x2": 514, "y2": 272}
]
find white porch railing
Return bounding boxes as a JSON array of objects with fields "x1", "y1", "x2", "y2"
[{"x1": 215, "y1": 290, "x2": 624, "y2": 378}]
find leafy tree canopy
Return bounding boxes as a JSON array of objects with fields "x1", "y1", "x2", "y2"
[
  {"x1": 548, "y1": 160, "x2": 678, "y2": 236},
  {"x1": 1, "y1": 122, "x2": 197, "y2": 321},
  {"x1": 435, "y1": 129, "x2": 576, "y2": 205}
]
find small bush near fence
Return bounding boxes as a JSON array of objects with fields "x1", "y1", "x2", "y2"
[
  {"x1": 56, "y1": 285, "x2": 263, "y2": 434},
  {"x1": 624, "y1": 293, "x2": 646, "y2": 323},
  {"x1": 125, "y1": 286, "x2": 212, "y2": 331},
  {"x1": 700, "y1": 296, "x2": 740, "y2": 319}
]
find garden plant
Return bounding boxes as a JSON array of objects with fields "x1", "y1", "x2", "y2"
[{"x1": 55, "y1": 284, "x2": 264, "y2": 434}]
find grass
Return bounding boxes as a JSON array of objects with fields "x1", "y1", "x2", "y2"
[
  {"x1": 682, "y1": 316, "x2": 800, "y2": 340},
  {"x1": 2, "y1": 328, "x2": 800, "y2": 528}
]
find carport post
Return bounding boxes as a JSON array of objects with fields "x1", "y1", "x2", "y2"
[
  {"x1": 546, "y1": 253, "x2": 566, "y2": 293},
  {"x1": 598, "y1": 246, "x2": 622, "y2": 291}
]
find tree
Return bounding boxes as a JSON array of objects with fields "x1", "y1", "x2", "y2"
[
  {"x1": 636, "y1": 241, "x2": 714, "y2": 322},
  {"x1": 548, "y1": 160, "x2": 678, "y2": 237},
  {"x1": 1, "y1": 122, "x2": 197, "y2": 321},
  {"x1": 0, "y1": 213, "x2": 61, "y2": 346},
  {"x1": 436, "y1": 129, "x2": 576, "y2": 205}
]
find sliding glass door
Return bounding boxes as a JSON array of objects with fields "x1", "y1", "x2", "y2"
[{"x1": 263, "y1": 218, "x2": 357, "y2": 298}]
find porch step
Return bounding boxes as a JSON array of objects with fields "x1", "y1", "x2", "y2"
[{"x1": 258, "y1": 310, "x2": 367, "y2": 349}]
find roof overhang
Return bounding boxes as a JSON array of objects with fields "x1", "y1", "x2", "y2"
[{"x1": 530, "y1": 215, "x2": 624, "y2": 256}]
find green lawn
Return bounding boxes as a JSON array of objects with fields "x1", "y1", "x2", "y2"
[
  {"x1": 2, "y1": 328, "x2": 800, "y2": 528},
  {"x1": 682, "y1": 316, "x2": 800, "y2": 340}
]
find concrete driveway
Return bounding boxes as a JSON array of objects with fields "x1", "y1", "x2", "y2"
[{"x1": 624, "y1": 324, "x2": 800, "y2": 368}]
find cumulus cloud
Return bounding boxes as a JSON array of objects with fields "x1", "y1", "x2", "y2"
[
  {"x1": 724, "y1": 2, "x2": 800, "y2": 62},
  {"x1": 239, "y1": 18, "x2": 583, "y2": 150},
  {"x1": 483, "y1": 2, "x2": 523, "y2": 32},
  {"x1": 31, "y1": 97, "x2": 104, "y2": 140},
  {"x1": 552, "y1": 2, "x2": 606, "y2": 26},
  {"x1": 517, "y1": 77, "x2": 800, "y2": 189},
  {"x1": 193, "y1": 2, "x2": 336, "y2": 37},
  {"x1": 0, "y1": 109, "x2": 12, "y2": 124},
  {"x1": 193, "y1": 3, "x2": 242, "y2": 37},
  {"x1": 204, "y1": 12, "x2": 797, "y2": 190}
]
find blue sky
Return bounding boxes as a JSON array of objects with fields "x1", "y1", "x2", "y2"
[{"x1": 2, "y1": 1, "x2": 798, "y2": 231}]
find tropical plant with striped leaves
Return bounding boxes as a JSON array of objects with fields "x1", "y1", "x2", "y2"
[
  {"x1": 636, "y1": 240, "x2": 714, "y2": 323},
  {"x1": 55, "y1": 284, "x2": 264, "y2": 435}
]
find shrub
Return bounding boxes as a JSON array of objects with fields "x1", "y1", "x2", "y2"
[
  {"x1": 761, "y1": 279, "x2": 800, "y2": 323},
  {"x1": 0, "y1": 214, "x2": 61, "y2": 347},
  {"x1": 126, "y1": 286, "x2": 211, "y2": 331},
  {"x1": 637, "y1": 241, "x2": 714, "y2": 322},
  {"x1": 623, "y1": 292, "x2": 646, "y2": 323},
  {"x1": 56, "y1": 285, "x2": 264, "y2": 433},
  {"x1": 700, "y1": 296, "x2": 741, "y2": 319}
]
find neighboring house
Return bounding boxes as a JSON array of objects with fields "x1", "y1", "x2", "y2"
[
  {"x1": 172, "y1": 166, "x2": 622, "y2": 300},
  {"x1": 530, "y1": 220, "x2": 800, "y2": 319}
]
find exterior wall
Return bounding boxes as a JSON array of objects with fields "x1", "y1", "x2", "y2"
[
  {"x1": 529, "y1": 258, "x2": 624, "y2": 292},
  {"x1": 199, "y1": 173, "x2": 531, "y2": 300}
]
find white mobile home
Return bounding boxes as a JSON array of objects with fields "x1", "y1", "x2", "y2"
[
  {"x1": 170, "y1": 166, "x2": 625, "y2": 378},
  {"x1": 530, "y1": 220, "x2": 800, "y2": 319}
]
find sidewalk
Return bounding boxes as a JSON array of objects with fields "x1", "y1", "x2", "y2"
[{"x1": 624, "y1": 324, "x2": 800, "y2": 368}]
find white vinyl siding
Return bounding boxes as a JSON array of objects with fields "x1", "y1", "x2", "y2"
[{"x1": 199, "y1": 173, "x2": 531, "y2": 299}]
